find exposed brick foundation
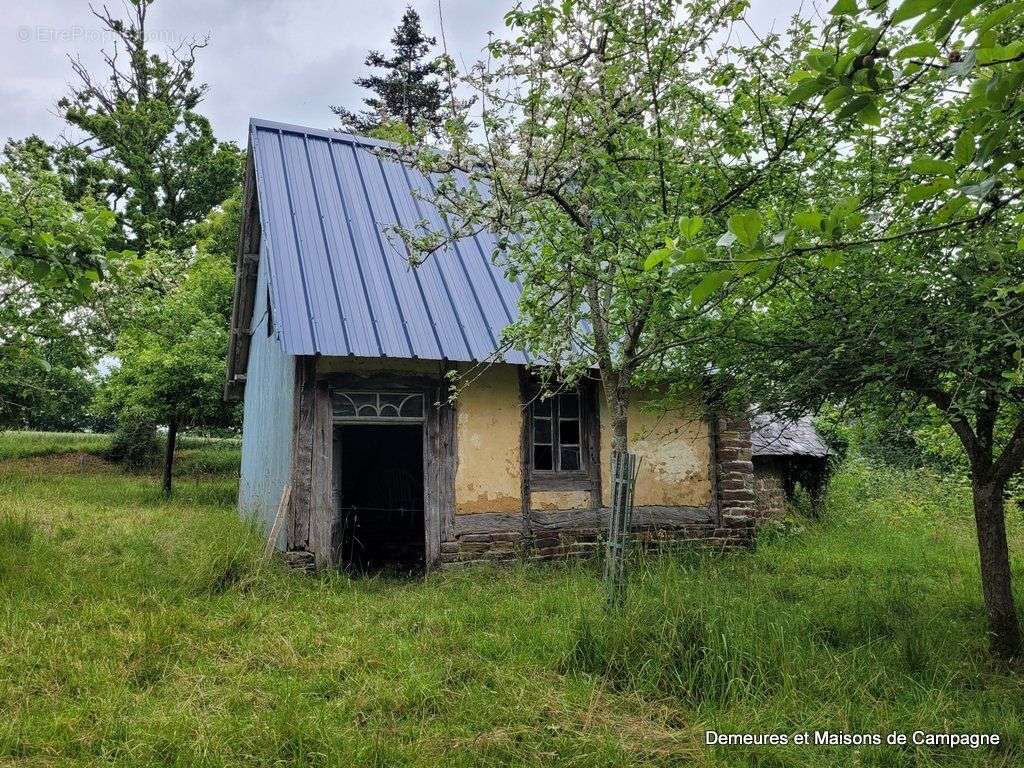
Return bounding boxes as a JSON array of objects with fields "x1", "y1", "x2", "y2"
[
  {"x1": 437, "y1": 509, "x2": 754, "y2": 569},
  {"x1": 714, "y1": 413, "x2": 757, "y2": 519}
]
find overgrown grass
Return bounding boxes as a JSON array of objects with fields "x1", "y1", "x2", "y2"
[
  {"x1": 0, "y1": 430, "x2": 241, "y2": 477},
  {"x1": 0, "y1": 448, "x2": 1021, "y2": 766},
  {"x1": 0, "y1": 430, "x2": 113, "y2": 460}
]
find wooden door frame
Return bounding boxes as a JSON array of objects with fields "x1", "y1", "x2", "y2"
[{"x1": 313, "y1": 371, "x2": 455, "y2": 570}]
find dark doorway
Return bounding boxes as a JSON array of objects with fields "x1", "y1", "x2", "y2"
[{"x1": 333, "y1": 424, "x2": 424, "y2": 572}]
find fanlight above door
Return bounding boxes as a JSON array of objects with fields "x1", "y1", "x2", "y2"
[{"x1": 331, "y1": 391, "x2": 425, "y2": 422}]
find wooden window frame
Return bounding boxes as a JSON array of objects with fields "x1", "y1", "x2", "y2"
[{"x1": 527, "y1": 384, "x2": 596, "y2": 492}]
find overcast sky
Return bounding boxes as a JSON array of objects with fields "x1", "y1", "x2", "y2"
[{"x1": 2, "y1": 0, "x2": 811, "y2": 148}]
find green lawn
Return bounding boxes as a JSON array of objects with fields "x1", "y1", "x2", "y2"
[
  {"x1": 0, "y1": 435, "x2": 1022, "y2": 766},
  {"x1": 0, "y1": 430, "x2": 241, "y2": 476}
]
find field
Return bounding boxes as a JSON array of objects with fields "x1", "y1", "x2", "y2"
[{"x1": 0, "y1": 431, "x2": 1022, "y2": 767}]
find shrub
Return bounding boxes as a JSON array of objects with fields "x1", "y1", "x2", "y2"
[{"x1": 106, "y1": 408, "x2": 161, "y2": 470}]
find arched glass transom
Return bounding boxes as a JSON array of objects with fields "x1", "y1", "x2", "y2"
[{"x1": 332, "y1": 390, "x2": 425, "y2": 422}]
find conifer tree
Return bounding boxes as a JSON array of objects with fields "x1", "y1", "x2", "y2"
[{"x1": 332, "y1": 7, "x2": 444, "y2": 137}]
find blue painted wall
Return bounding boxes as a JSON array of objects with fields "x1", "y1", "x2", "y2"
[{"x1": 238, "y1": 242, "x2": 295, "y2": 549}]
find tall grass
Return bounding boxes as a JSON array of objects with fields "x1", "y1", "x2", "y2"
[
  {"x1": 0, "y1": 430, "x2": 241, "y2": 477},
  {"x1": 0, "y1": 454, "x2": 1020, "y2": 766},
  {"x1": 0, "y1": 430, "x2": 112, "y2": 460}
]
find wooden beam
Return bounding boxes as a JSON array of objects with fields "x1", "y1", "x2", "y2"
[
  {"x1": 224, "y1": 150, "x2": 263, "y2": 401},
  {"x1": 289, "y1": 356, "x2": 316, "y2": 555},
  {"x1": 423, "y1": 369, "x2": 455, "y2": 570}
]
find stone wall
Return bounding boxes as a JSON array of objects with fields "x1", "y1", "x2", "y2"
[
  {"x1": 714, "y1": 413, "x2": 757, "y2": 519},
  {"x1": 753, "y1": 459, "x2": 789, "y2": 518},
  {"x1": 438, "y1": 508, "x2": 754, "y2": 569},
  {"x1": 434, "y1": 407, "x2": 759, "y2": 568}
]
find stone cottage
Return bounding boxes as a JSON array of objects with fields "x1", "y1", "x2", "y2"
[
  {"x1": 752, "y1": 413, "x2": 831, "y2": 517},
  {"x1": 225, "y1": 118, "x2": 755, "y2": 571}
]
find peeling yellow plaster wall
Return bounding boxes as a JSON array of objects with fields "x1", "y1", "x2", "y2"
[
  {"x1": 532, "y1": 490, "x2": 591, "y2": 510},
  {"x1": 600, "y1": 393, "x2": 710, "y2": 507},
  {"x1": 316, "y1": 357, "x2": 709, "y2": 513},
  {"x1": 454, "y1": 364, "x2": 523, "y2": 514}
]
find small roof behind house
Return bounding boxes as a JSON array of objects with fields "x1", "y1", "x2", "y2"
[
  {"x1": 246, "y1": 118, "x2": 526, "y2": 364},
  {"x1": 751, "y1": 413, "x2": 830, "y2": 458}
]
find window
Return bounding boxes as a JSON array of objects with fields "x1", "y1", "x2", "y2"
[
  {"x1": 531, "y1": 391, "x2": 584, "y2": 474},
  {"x1": 332, "y1": 391, "x2": 424, "y2": 422}
]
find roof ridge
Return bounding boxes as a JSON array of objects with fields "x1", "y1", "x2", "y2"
[{"x1": 249, "y1": 117, "x2": 404, "y2": 152}]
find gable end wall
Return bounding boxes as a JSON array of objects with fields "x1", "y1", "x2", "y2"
[{"x1": 238, "y1": 243, "x2": 295, "y2": 548}]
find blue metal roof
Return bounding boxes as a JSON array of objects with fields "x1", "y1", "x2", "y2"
[{"x1": 249, "y1": 118, "x2": 526, "y2": 364}]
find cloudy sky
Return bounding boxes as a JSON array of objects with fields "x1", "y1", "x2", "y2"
[{"x1": 2, "y1": 0, "x2": 812, "y2": 148}]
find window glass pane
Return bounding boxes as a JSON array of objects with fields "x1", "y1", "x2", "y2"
[
  {"x1": 534, "y1": 444, "x2": 553, "y2": 470},
  {"x1": 559, "y1": 419, "x2": 579, "y2": 445},
  {"x1": 532, "y1": 398, "x2": 552, "y2": 416},
  {"x1": 399, "y1": 394, "x2": 423, "y2": 417},
  {"x1": 560, "y1": 446, "x2": 581, "y2": 471},
  {"x1": 559, "y1": 392, "x2": 579, "y2": 417},
  {"x1": 334, "y1": 393, "x2": 356, "y2": 417},
  {"x1": 351, "y1": 393, "x2": 378, "y2": 416},
  {"x1": 533, "y1": 417, "x2": 551, "y2": 444},
  {"x1": 379, "y1": 394, "x2": 404, "y2": 416}
]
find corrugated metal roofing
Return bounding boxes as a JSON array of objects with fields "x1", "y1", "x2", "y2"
[
  {"x1": 249, "y1": 118, "x2": 526, "y2": 364},
  {"x1": 751, "y1": 413, "x2": 830, "y2": 458}
]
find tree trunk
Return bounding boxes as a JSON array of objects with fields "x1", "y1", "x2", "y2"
[
  {"x1": 971, "y1": 478, "x2": 1021, "y2": 660},
  {"x1": 608, "y1": 386, "x2": 629, "y2": 455},
  {"x1": 162, "y1": 417, "x2": 178, "y2": 498}
]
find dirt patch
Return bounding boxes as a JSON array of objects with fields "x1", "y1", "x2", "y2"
[{"x1": 1, "y1": 452, "x2": 118, "y2": 474}]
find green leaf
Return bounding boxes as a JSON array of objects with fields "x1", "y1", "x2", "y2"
[
  {"x1": 691, "y1": 270, "x2": 732, "y2": 306},
  {"x1": 787, "y1": 70, "x2": 816, "y2": 84},
  {"x1": 954, "y1": 131, "x2": 975, "y2": 165},
  {"x1": 894, "y1": 41, "x2": 941, "y2": 59},
  {"x1": 834, "y1": 52, "x2": 859, "y2": 75},
  {"x1": 785, "y1": 79, "x2": 823, "y2": 105},
  {"x1": 859, "y1": 100, "x2": 882, "y2": 126},
  {"x1": 793, "y1": 211, "x2": 824, "y2": 231},
  {"x1": 905, "y1": 179, "x2": 954, "y2": 201},
  {"x1": 836, "y1": 95, "x2": 871, "y2": 121},
  {"x1": 727, "y1": 210, "x2": 763, "y2": 249},
  {"x1": 806, "y1": 51, "x2": 837, "y2": 72},
  {"x1": 845, "y1": 212, "x2": 867, "y2": 228},
  {"x1": 972, "y1": 2, "x2": 1024, "y2": 33},
  {"x1": 823, "y1": 85, "x2": 854, "y2": 110},
  {"x1": 891, "y1": 0, "x2": 941, "y2": 25},
  {"x1": 830, "y1": 196, "x2": 861, "y2": 218},
  {"x1": 830, "y1": 0, "x2": 858, "y2": 14},
  {"x1": 677, "y1": 216, "x2": 704, "y2": 240},
  {"x1": 737, "y1": 255, "x2": 765, "y2": 276},
  {"x1": 644, "y1": 247, "x2": 672, "y2": 270},
  {"x1": 820, "y1": 252, "x2": 844, "y2": 268},
  {"x1": 909, "y1": 157, "x2": 956, "y2": 176},
  {"x1": 1018, "y1": 236, "x2": 1024, "y2": 251},
  {"x1": 934, "y1": 195, "x2": 969, "y2": 223},
  {"x1": 677, "y1": 246, "x2": 706, "y2": 263}
]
